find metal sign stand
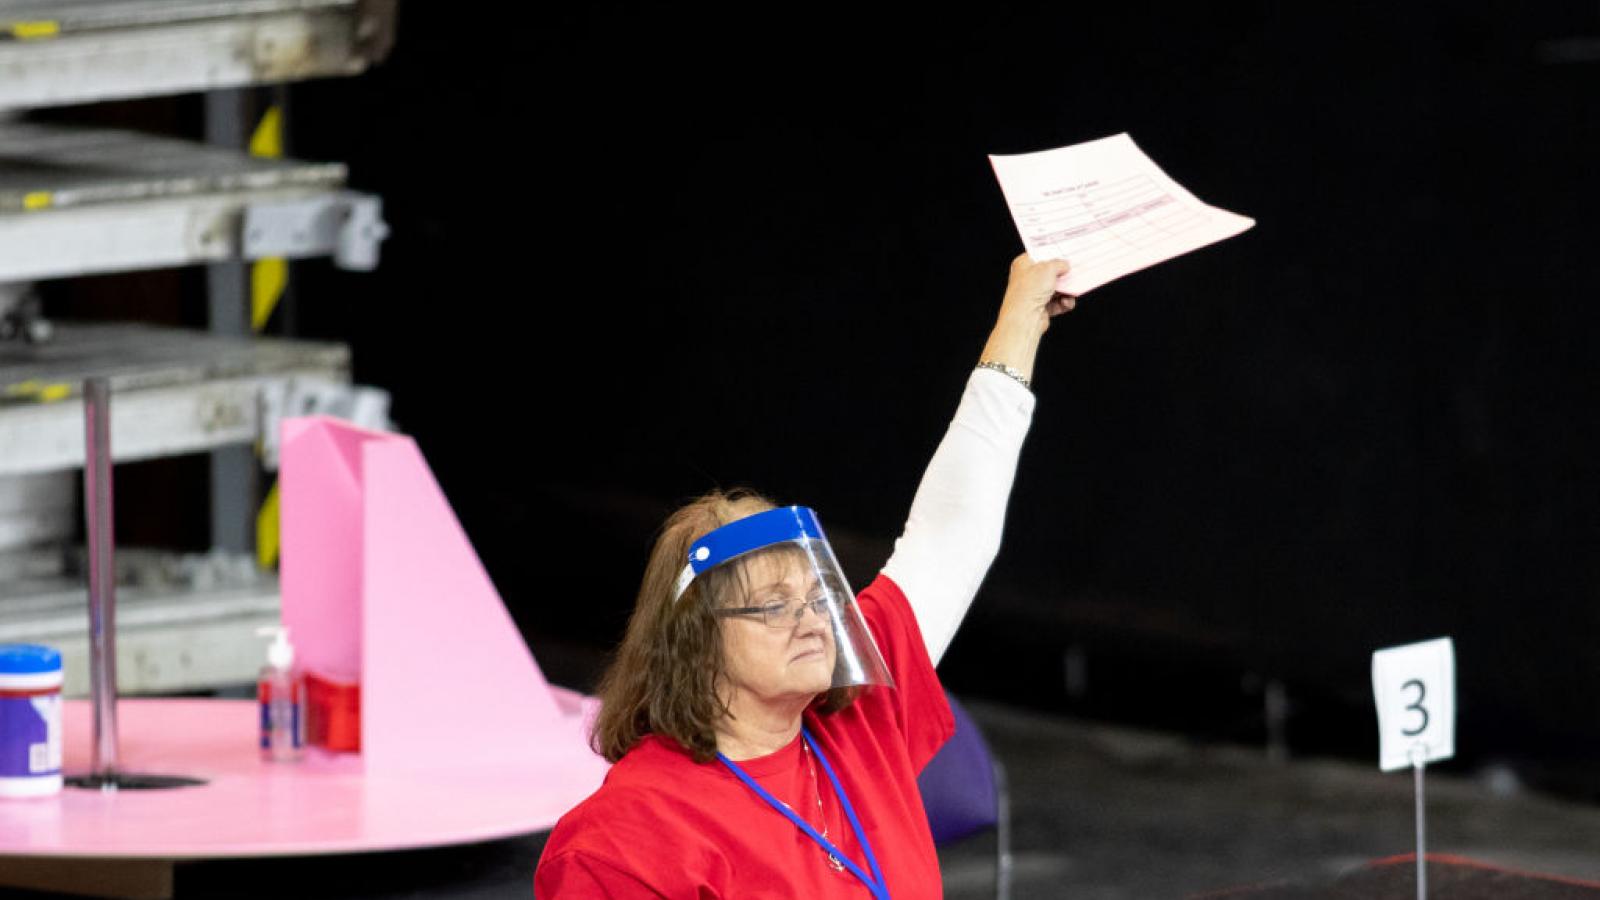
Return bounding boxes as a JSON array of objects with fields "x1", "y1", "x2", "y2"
[
  {"x1": 1412, "y1": 746, "x2": 1428, "y2": 900},
  {"x1": 84, "y1": 377, "x2": 119, "y2": 784},
  {"x1": 66, "y1": 378, "x2": 205, "y2": 791}
]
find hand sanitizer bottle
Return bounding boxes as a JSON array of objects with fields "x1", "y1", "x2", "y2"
[{"x1": 256, "y1": 626, "x2": 304, "y2": 762}]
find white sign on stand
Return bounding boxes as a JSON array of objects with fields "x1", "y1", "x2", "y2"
[
  {"x1": 1373, "y1": 636, "x2": 1455, "y2": 900},
  {"x1": 1372, "y1": 637, "x2": 1455, "y2": 772}
]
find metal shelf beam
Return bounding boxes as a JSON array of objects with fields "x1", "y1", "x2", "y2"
[
  {"x1": 0, "y1": 322, "x2": 348, "y2": 476},
  {"x1": 0, "y1": 123, "x2": 384, "y2": 281},
  {"x1": 0, "y1": 0, "x2": 396, "y2": 110}
]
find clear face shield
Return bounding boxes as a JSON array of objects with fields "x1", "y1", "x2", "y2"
[{"x1": 675, "y1": 507, "x2": 894, "y2": 691}]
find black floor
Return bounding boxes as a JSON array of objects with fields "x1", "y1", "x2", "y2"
[{"x1": 5, "y1": 700, "x2": 1600, "y2": 899}]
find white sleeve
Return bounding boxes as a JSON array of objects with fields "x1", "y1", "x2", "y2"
[{"x1": 881, "y1": 367, "x2": 1036, "y2": 665}]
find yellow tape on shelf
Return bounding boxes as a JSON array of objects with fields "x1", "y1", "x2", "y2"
[{"x1": 10, "y1": 21, "x2": 60, "y2": 41}]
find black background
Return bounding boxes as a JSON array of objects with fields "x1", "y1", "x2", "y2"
[{"x1": 91, "y1": 4, "x2": 1600, "y2": 787}]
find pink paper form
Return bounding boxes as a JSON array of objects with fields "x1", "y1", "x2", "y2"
[{"x1": 990, "y1": 133, "x2": 1254, "y2": 295}]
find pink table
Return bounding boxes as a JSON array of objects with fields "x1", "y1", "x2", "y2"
[{"x1": 2, "y1": 696, "x2": 605, "y2": 858}]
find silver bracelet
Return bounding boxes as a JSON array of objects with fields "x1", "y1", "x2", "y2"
[{"x1": 976, "y1": 360, "x2": 1032, "y2": 391}]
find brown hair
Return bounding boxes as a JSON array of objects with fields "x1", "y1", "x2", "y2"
[{"x1": 589, "y1": 489, "x2": 856, "y2": 763}]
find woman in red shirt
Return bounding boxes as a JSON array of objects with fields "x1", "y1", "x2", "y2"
[{"x1": 536, "y1": 254, "x2": 1073, "y2": 898}]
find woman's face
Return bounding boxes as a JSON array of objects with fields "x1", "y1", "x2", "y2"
[{"x1": 717, "y1": 550, "x2": 838, "y2": 707}]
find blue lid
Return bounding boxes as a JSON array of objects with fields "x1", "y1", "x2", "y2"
[
  {"x1": 0, "y1": 644, "x2": 62, "y2": 674},
  {"x1": 686, "y1": 506, "x2": 827, "y2": 576}
]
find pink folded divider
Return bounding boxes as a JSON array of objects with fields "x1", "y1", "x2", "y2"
[{"x1": 280, "y1": 416, "x2": 597, "y2": 772}]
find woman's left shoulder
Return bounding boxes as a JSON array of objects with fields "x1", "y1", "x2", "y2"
[
  {"x1": 855, "y1": 571, "x2": 937, "y2": 672},
  {"x1": 844, "y1": 572, "x2": 955, "y2": 771},
  {"x1": 855, "y1": 571, "x2": 913, "y2": 628}
]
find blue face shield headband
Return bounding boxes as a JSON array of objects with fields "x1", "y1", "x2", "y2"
[
  {"x1": 672, "y1": 505, "x2": 895, "y2": 691},
  {"x1": 674, "y1": 506, "x2": 826, "y2": 601}
]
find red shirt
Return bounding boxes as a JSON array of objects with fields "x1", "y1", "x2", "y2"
[{"x1": 535, "y1": 573, "x2": 954, "y2": 898}]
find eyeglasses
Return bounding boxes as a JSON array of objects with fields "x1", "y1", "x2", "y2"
[{"x1": 714, "y1": 593, "x2": 837, "y2": 629}]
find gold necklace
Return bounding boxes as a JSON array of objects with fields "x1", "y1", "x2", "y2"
[{"x1": 802, "y1": 738, "x2": 846, "y2": 873}]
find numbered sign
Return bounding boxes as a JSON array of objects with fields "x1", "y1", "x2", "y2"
[{"x1": 1372, "y1": 637, "x2": 1455, "y2": 772}]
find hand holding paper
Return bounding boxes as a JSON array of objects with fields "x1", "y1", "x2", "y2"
[{"x1": 990, "y1": 134, "x2": 1254, "y2": 295}]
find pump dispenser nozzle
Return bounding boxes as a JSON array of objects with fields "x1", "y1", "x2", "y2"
[{"x1": 256, "y1": 626, "x2": 295, "y2": 671}]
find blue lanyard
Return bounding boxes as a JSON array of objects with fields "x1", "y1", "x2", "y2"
[{"x1": 717, "y1": 727, "x2": 890, "y2": 900}]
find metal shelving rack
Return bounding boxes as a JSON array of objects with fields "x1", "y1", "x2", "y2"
[{"x1": 0, "y1": 0, "x2": 396, "y2": 695}]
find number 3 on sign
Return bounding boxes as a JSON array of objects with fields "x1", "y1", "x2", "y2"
[{"x1": 1371, "y1": 637, "x2": 1455, "y2": 772}]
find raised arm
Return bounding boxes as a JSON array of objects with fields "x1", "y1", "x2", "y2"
[{"x1": 882, "y1": 254, "x2": 1073, "y2": 664}]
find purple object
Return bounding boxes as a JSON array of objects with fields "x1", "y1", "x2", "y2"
[
  {"x1": 0, "y1": 697, "x2": 53, "y2": 779},
  {"x1": 918, "y1": 692, "x2": 1013, "y2": 897},
  {"x1": 918, "y1": 693, "x2": 1001, "y2": 844}
]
